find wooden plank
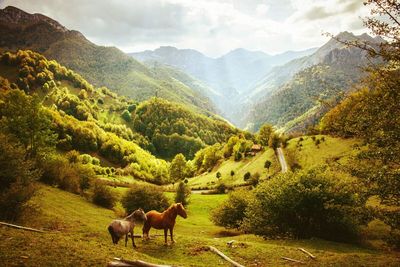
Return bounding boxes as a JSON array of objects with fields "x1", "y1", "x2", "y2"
[
  {"x1": 281, "y1": 257, "x2": 305, "y2": 264},
  {"x1": 208, "y1": 246, "x2": 245, "y2": 267},
  {"x1": 0, "y1": 221, "x2": 46, "y2": 233},
  {"x1": 298, "y1": 248, "x2": 316, "y2": 259}
]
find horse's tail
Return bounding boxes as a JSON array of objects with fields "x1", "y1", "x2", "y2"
[{"x1": 108, "y1": 225, "x2": 117, "y2": 244}]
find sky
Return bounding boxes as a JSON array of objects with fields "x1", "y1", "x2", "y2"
[{"x1": 0, "y1": 0, "x2": 370, "y2": 57}]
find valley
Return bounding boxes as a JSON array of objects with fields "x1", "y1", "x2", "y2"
[{"x1": 0, "y1": 2, "x2": 399, "y2": 267}]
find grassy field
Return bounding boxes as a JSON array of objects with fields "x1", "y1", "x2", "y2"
[
  {"x1": 284, "y1": 135, "x2": 360, "y2": 170},
  {"x1": 188, "y1": 148, "x2": 280, "y2": 189},
  {"x1": 0, "y1": 185, "x2": 399, "y2": 266}
]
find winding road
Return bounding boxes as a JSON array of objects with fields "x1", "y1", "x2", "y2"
[{"x1": 277, "y1": 147, "x2": 288, "y2": 173}]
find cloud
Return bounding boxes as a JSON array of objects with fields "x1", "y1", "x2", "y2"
[
  {"x1": 0, "y1": 0, "x2": 370, "y2": 57},
  {"x1": 302, "y1": 6, "x2": 334, "y2": 21}
]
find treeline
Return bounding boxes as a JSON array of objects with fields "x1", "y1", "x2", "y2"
[
  {"x1": 133, "y1": 98, "x2": 239, "y2": 159},
  {"x1": 320, "y1": 64, "x2": 400, "y2": 246}
]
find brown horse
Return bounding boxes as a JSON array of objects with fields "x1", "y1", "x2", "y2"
[
  {"x1": 142, "y1": 203, "x2": 187, "y2": 245},
  {"x1": 108, "y1": 208, "x2": 147, "y2": 248}
]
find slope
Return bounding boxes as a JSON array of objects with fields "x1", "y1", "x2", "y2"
[
  {"x1": 244, "y1": 32, "x2": 382, "y2": 132},
  {"x1": 0, "y1": 6, "x2": 216, "y2": 113},
  {"x1": 1, "y1": 184, "x2": 398, "y2": 266}
]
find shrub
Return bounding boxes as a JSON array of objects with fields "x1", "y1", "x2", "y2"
[
  {"x1": 75, "y1": 163, "x2": 95, "y2": 191},
  {"x1": 0, "y1": 135, "x2": 39, "y2": 220},
  {"x1": 57, "y1": 165, "x2": 80, "y2": 194},
  {"x1": 211, "y1": 189, "x2": 249, "y2": 229},
  {"x1": 243, "y1": 172, "x2": 251, "y2": 181},
  {"x1": 216, "y1": 171, "x2": 221, "y2": 179},
  {"x1": 175, "y1": 181, "x2": 191, "y2": 206},
  {"x1": 230, "y1": 170, "x2": 235, "y2": 176},
  {"x1": 122, "y1": 185, "x2": 170, "y2": 213},
  {"x1": 243, "y1": 168, "x2": 368, "y2": 242},
  {"x1": 215, "y1": 183, "x2": 227, "y2": 194},
  {"x1": 92, "y1": 183, "x2": 116, "y2": 209},
  {"x1": 249, "y1": 172, "x2": 260, "y2": 187}
]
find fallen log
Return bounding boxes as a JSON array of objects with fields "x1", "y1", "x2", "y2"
[
  {"x1": 0, "y1": 221, "x2": 46, "y2": 233},
  {"x1": 298, "y1": 248, "x2": 316, "y2": 259},
  {"x1": 108, "y1": 258, "x2": 173, "y2": 267},
  {"x1": 281, "y1": 257, "x2": 305, "y2": 264},
  {"x1": 208, "y1": 246, "x2": 245, "y2": 267}
]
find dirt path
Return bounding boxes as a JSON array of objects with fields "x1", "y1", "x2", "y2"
[{"x1": 277, "y1": 147, "x2": 288, "y2": 173}]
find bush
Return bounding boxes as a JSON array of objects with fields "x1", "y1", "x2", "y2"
[
  {"x1": 0, "y1": 135, "x2": 39, "y2": 220},
  {"x1": 243, "y1": 168, "x2": 368, "y2": 242},
  {"x1": 249, "y1": 172, "x2": 260, "y2": 187},
  {"x1": 243, "y1": 172, "x2": 251, "y2": 181},
  {"x1": 215, "y1": 183, "x2": 227, "y2": 194},
  {"x1": 122, "y1": 185, "x2": 170, "y2": 213},
  {"x1": 92, "y1": 183, "x2": 116, "y2": 209},
  {"x1": 75, "y1": 164, "x2": 95, "y2": 191},
  {"x1": 175, "y1": 181, "x2": 191, "y2": 206},
  {"x1": 230, "y1": 170, "x2": 235, "y2": 176},
  {"x1": 211, "y1": 189, "x2": 249, "y2": 229},
  {"x1": 40, "y1": 154, "x2": 94, "y2": 193}
]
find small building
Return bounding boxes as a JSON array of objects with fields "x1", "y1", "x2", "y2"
[{"x1": 246, "y1": 144, "x2": 263, "y2": 156}]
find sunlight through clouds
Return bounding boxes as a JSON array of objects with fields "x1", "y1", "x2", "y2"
[{"x1": 0, "y1": 0, "x2": 369, "y2": 57}]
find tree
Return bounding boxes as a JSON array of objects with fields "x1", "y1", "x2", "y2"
[
  {"x1": 243, "y1": 172, "x2": 251, "y2": 181},
  {"x1": 216, "y1": 171, "x2": 221, "y2": 179},
  {"x1": 169, "y1": 153, "x2": 187, "y2": 184},
  {"x1": 264, "y1": 160, "x2": 272, "y2": 171},
  {"x1": 257, "y1": 124, "x2": 273, "y2": 146},
  {"x1": 175, "y1": 181, "x2": 191, "y2": 207},
  {"x1": 268, "y1": 133, "x2": 280, "y2": 150},
  {"x1": 0, "y1": 133, "x2": 39, "y2": 220},
  {"x1": 362, "y1": 0, "x2": 400, "y2": 63},
  {"x1": 230, "y1": 170, "x2": 235, "y2": 177},
  {"x1": 0, "y1": 90, "x2": 57, "y2": 158}
]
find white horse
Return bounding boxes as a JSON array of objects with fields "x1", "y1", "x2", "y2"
[{"x1": 108, "y1": 208, "x2": 147, "y2": 248}]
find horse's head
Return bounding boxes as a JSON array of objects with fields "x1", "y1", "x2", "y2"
[
  {"x1": 130, "y1": 208, "x2": 147, "y2": 222},
  {"x1": 175, "y1": 203, "x2": 187, "y2": 219}
]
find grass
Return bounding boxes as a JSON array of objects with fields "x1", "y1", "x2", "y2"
[
  {"x1": 284, "y1": 135, "x2": 360, "y2": 169},
  {"x1": 188, "y1": 148, "x2": 280, "y2": 188},
  {"x1": 1, "y1": 185, "x2": 399, "y2": 266}
]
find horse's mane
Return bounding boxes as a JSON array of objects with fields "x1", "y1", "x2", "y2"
[{"x1": 163, "y1": 204, "x2": 177, "y2": 214}]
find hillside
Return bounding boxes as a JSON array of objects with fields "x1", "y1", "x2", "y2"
[
  {"x1": 189, "y1": 148, "x2": 279, "y2": 189},
  {"x1": 0, "y1": 6, "x2": 216, "y2": 113},
  {"x1": 132, "y1": 98, "x2": 239, "y2": 159},
  {"x1": 1, "y1": 184, "x2": 398, "y2": 266},
  {"x1": 243, "y1": 32, "x2": 382, "y2": 132},
  {"x1": 0, "y1": 50, "x2": 238, "y2": 184}
]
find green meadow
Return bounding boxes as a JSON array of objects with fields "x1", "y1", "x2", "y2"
[{"x1": 0, "y1": 184, "x2": 399, "y2": 266}]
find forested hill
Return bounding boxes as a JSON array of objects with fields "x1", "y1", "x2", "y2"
[
  {"x1": 0, "y1": 50, "x2": 238, "y2": 183},
  {"x1": 0, "y1": 6, "x2": 216, "y2": 114},
  {"x1": 132, "y1": 98, "x2": 239, "y2": 159},
  {"x1": 244, "y1": 32, "x2": 383, "y2": 132}
]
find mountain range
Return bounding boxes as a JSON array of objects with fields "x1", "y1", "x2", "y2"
[
  {"x1": 132, "y1": 32, "x2": 382, "y2": 130},
  {"x1": 0, "y1": 5, "x2": 383, "y2": 134}
]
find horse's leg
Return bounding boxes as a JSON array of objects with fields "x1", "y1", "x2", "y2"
[
  {"x1": 164, "y1": 228, "x2": 168, "y2": 245},
  {"x1": 125, "y1": 234, "x2": 128, "y2": 247},
  {"x1": 142, "y1": 223, "x2": 150, "y2": 241},
  {"x1": 170, "y1": 227, "x2": 175, "y2": 243},
  {"x1": 131, "y1": 229, "x2": 136, "y2": 248}
]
